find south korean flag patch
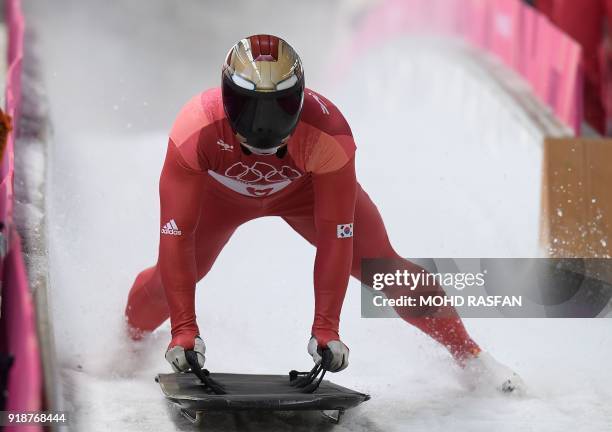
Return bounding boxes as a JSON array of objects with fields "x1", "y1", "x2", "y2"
[{"x1": 337, "y1": 223, "x2": 354, "y2": 239}]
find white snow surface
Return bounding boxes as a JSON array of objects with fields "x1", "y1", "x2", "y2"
[{"x1": 24, "y1": 1, "x2": 612, "y2": 430}]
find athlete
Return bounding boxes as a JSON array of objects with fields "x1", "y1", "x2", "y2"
[{"x1": 125, "y1": 34, "x2": 523, "y2": 391}]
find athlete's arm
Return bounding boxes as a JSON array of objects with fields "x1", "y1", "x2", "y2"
[
  {"x1": 158, "y1": 139, "x2": 206, "y2": 350},
  {"x1": 311, "y1": 156, "x2": 357, "y2": 347}
]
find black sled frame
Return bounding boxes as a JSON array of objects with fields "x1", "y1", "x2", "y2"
[{"x1": 156, "y1": 349, "x2": 370, "y2": 425}]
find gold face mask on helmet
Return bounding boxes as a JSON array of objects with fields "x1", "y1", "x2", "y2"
[{"x1": 222, "y1": 35, "x2": 305, "y2": 155}]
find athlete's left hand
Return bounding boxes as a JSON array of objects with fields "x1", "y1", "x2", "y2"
[{"x1": 307, "y1": 337, "x2": 349, "y2": 372}]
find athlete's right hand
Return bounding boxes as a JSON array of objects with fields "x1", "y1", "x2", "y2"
[{"x1": 165, "y1": 335, "x2": 206, "y2": 372}]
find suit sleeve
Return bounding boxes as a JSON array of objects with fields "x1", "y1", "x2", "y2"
[
  {"x1": 311, "y1": 156, "x2": 357, "y2": 347},
  {"x1": 158, "y1": 139, "x2": 206, "y2": 349}
]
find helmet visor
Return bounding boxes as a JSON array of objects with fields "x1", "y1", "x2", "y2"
[{"x1": 222, "y1": 76, "x2": 304, "y2": 150}]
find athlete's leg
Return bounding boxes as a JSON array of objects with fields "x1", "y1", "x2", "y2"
[
  {"x1": 125, "y1": 265, "x2": 167, "y2": 338},
  {"x1": 125, "y1": 179, "x2": 259, "y2": 336},
  {"x1": 283, "y1": 183, "x2": 480, "y2": 362}
]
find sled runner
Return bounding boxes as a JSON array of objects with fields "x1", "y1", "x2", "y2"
[{"x1": 156, "y1": 350, "x2": 370, "y2": 425}]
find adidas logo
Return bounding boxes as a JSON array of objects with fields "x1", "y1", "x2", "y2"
[{"x1": 161, "y1": 219, "x2": 182, "y2": 236}]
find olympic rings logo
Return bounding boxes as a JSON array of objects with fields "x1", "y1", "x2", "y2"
[{"x1": 224, "y1": 162, "x2": 302, "y2": 184}]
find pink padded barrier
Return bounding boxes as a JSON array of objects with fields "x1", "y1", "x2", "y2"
[
  {"x1": 3, "y1": 235, "x2": 43, "y2": 432},
  {"x1": 533, "y1": 14, "x2": 554, "y2": 104},
  {"x1": 517, "y1": 3, "x2": 539, "y2": 83},
  {"x1": 426, "y1": 0, "x2": 462, "y2": 36},
  {"x1": 556, "y1": 34, "x2": 583, "y2": 132},
  {"x1": 490, "y1": 0, "x2": 521, "y2": 69},
  {"x1": 336, "y1": 0, "x2": 583, "y2": 134},
  {"x1": 1, "y1": 0, "x2": 44, "y2": 430},
  {"x1": 465, "y1": 0, "x2": 491, "y2": 50}
]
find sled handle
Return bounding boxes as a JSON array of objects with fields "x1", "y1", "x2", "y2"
[
  {"x1": 185, "y1": 350, "x2": 226, "y2": 395},
  {"x1": 288, "y1": 348, "x2": 335, "y2": 393},
  {"x1": 320, "y1": 348, "x2": 334, "y2": 371}
]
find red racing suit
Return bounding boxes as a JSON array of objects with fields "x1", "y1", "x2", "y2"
[{"x1": 126, "y1": 87, "x2": 480, "y2": 361}]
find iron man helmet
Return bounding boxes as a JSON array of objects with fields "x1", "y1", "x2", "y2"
[{"x1": 222, "y1": 35, "x2": 305, "y2": 155}]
